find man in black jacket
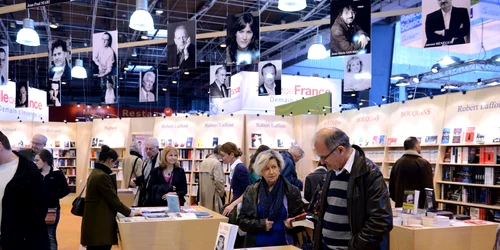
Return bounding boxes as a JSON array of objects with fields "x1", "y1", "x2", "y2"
[
  {"x1": 18, "y1": 134, "x2": 47, "y2": 162},
  {"x1": 304, "y1": 163, "x2": 328, "y2": 203},
  {"x1": 389, "y1": 137, "x2": 434, "y2": 208},
  {"x1": 312, "y1": 128, "x2": 392, "y2": 250},
  {"x1": 280, "y1": 145, "x2": 304, "y2": 191},
  {"x1": 0, "y1": 131, "x2": 49, "y2": 250},
  {"x1": 424, "y1": 0, "x2": 470, "y2": 48}
]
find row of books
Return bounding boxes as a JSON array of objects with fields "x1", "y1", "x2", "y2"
[
  {"x1": 197, "y1": 149, "x2": 213, "y2": 160},
  {"x1": 444, "y1": 146, "x2": 500, "y2": 164},
  {"x1": 354, "y1": 135, "x2": 386, "y2": 147},
  {"x1": 55, "y1": 159, "x2": 75, "y2": 167},
  {"x1": 440, "y1": 204, "x2": 500, "y2": 222},
  {"x1": 386, "y1": 149, "x2": 439, "y2": 162},
  {"x1": 160, "y1": 137, "x2": 195, "y2": 148},
  {"x1": 61, "y1": 168, "x2": 76, "y2": 176},
  {"x1": 53, "y1": 149, "x2": 76, "y2": 158},
  {"x1": 178, "y1": 149, "x2": 192, "y2": 159},
  {"x1": 50, "y1": 141, "x2": 76, "y2": 148},
  {"x1": 442, "y1": 166, "x2": 499, "y2": 185},
  {"x1": 363, "y1": 151, "x2": 384, "y2": 162},
  {"x1": 441, "y1": 184, "x2": 497, "y2": 206},
  {"x1": 90, "y1": 150, "x2": 125, "y2": 158},
  {"x1": 190, "y1": 186, "x2": 198, "y2": 196},
  {"x1": 441, "y1": 127, "x2": 500, "y2": 144}
]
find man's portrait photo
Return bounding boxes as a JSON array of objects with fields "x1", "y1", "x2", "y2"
[
  {"x1": 167, "y1": 21, "x2": 196, "y2": 70},
  {"x1": 343, "y1": 54, "x2": 372, "y2": 92},
  {"x1": 48, "y1": 39, "x2": 72, "y2": 82},
  {"x1": 330, "y1": 0, "x2": 371, "y2": 57},
  {"x1": 215, "y1": 234, "x2": 225, "y2": 250},
  {"x1": 0, "y1": 46, "x2": 8, "y2": 85},
  {"x1": 209, "y1": 65, "x2": 230, "y2": 98},
  {"x1": 47, "y1": 80, "x2": 61, "y2": 107},
  {"x1": 258, "y1": 60, "x2": 282, "y2": 96},
  {"x1": 139, "y1": 71, "x2": 157, "y2": 102},
  {"x1": 423, "y1": 0, "x2": 470, "y2": 48},
  {"x1": 15, "y1": 81, "x2": 28, "y2": 108},
  {"x1": 92, "y1": 30, "x2": 118, "y2": 87}
]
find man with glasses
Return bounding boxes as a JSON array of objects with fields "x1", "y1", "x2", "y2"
[
  {"x1": 312, "y1": 128, "x2": 392, "y2": 250},
  {"x1": 18, "y1": 134, "x2": 48, "y2": 162},
  {"x1": 130, "y1": 138, "x2": 160, "y2": 207}
]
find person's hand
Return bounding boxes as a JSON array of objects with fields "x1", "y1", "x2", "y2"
[
  {"x1": 162, "y1": 193, "x2": 167, "y2": 200},
  {"x1": 265, "y1": 220, "x2": 274, "y2": 231},
  {"x1": 183, "y1": 37, "x2": 191, "y2": 60},
  {"x1": 133, "y1": 210, "x2": 143, "y2": 216},
  {"x1": 285, "y1": 218, "x2": 294, "y2": 229},
  {"x1": 130, "y1": 178, "x2": 137, "y2": 188},
  {"x1": 358, "y1": 35, "x2": 370, "y2": 49},
  {"x1": 222, "y1": 204, "x2": 235, "y2": 216},
  {"x1": 434, "y1": 30, "x2": 445, "y2": 36}
]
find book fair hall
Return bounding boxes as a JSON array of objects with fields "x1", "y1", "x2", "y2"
[{"x1": 2, "y1": 0, "x2": 500, "y2": 249}]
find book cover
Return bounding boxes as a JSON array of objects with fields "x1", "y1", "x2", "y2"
[
  {"x1": 70, "y1": 141, "x2": 76, "y2": 148},
  {"x1": 167, "y1": 139, "x2": 173, "y2": 146},
  {"x1": 484, "y1": 147, "x2": 496, "y2": 164},
  {"x1": 424, "y1": 188, "x2": 436, "y2": 212},
  {"x1": 402, "y1": 190, "x2": 420, "y2": 214},
  {"x1": 452, "y1": 128, "x2": 462, "y2": 144},
  {"x1": 64, "y1": 141, "x2": 69, "y2": 147},
  {"x1": 277, "y1": 139, "x2": 284, "y2": 148},
  {"x1": 167, "y1": 194, "x2": 181, "y2": 213},
  {"x1": 213, "y1": 137, "x2": 219, "y2": 147},
  {"x1": 372, "y1": 136, "x2": 379, "y2": 146},
  {"x1": 387, "y1": 138, "x2": 397, "y2": 146},
  {"x1": 424, "y1": 136, "x2": 438, "y2": 144},
  {"x1": 98, "y1": 139, "x2": 105, "y2": 147},
  {"x1": 441, "y1": 128, "x2": 450, "y2": 144},
  {"x1": 91, "y1": 138, "x2": 98, "y2": 147},
  {"x1": 465, "y1": 127, "x2": 475, "y2": 143},
  {"x1": 468, "y1": 147, "x2": 480, "y2": 164},
  {"x1": 379, "y1": 135, "x2": 386, "y2": 146},
  {"x1": 197, "y1": 138, "x2": 203, "y2": 147},
  {"x1": 160, "y1": 139, "x2": 166, "y2": 148},
  {"x1": 186, "y1": 137, "x2": 193, "y2": 148},
  {"x1": 251, "y1": 133, "x2": 262, "y2": 148},
  {"x1": 215, "y1": 222, "x2": 239, "y2": 250},
  {"x1": 476, "y1": 133, "x2": 485, "y2": 144},
  {"x1": 55, "y1": 141, "x2": 60, "y2": 147}
]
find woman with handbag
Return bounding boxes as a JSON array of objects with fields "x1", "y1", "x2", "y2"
[
  {"x1": 145, "y1": 146, "x2": 188, "y2": 206},
  {"x1": 35, "y1": 149, "x2": 70, "y2": 250},
  {"x1": 81, "y1": 145, "x2": 142, "y2": 250}
]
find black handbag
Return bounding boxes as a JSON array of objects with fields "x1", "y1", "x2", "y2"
[
  {"x1": 220, "y1": 182, "x2": 238, "y2": 224},
  {"x1": 71, "y1": 184, "x2": 87, "y2": 216}
]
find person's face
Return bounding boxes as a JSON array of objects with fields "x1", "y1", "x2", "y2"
[
  {"x1": 174, "y1": 28, "x2": 189, "y2": 50},
  {"x1": 51, "y1": 83, "x2": 59, "y2": 95},
  {"x1": 34, "y1": 155, "x2": 46, "y2": 170},
  {"x1": 261, "y1": 158, "x2": 280, "y2": 186},
  {"x1": 52, "y1": 46, "x2": 67, "y2": 67},
  {"x1": 350, "y1": 60, "x2": 361, "y2": 73},
  {"x1": 236, "y1": 24, "x2": 253, "y2": 50},
  {"x1": 0, "y1": 52, "x2": 5, "y2": 71},
  {"x1": 102, "y1": 34, "x2": 110, "y2": 47},
  {"x1": 31, "y1": 136, "x2": 46, "y2": 153},
  {"x1": 20, "y1": 86, "x2": 27, "y2": 99},
  {"x1": 291, "y1": 153, "x2": 302, "y2": 163},
  {"x1": 145, "y1": 142, "x2": 159, "y2": 158},
  {"x1": 219, "y1": 151, "x2": 234, "y2": 164},
  {"x1": 166, "y1": 149, "x2": 178, "y2": 165},
  {"x1": 407, "y1": 194, "x2": 414, "y2": 203},
  {"x1": 215, "y1": 68, "x2": 227, "y2": 84},
  {"x1": 437, "y1": 0, "x2": 451, "y2": 11},
  {"x1": 415, "y1": 141, "x2": 422, "y2": 154},
  {"x1": 262, "y1": 66, "x2": 276, "y2": 85},
  {"x1": 341, "y1": 8, "x2": 356, "y2": 25},
  {"x1": 142, "y1": 74, "x2": 154, "y2": 92},
  {"x1": 314, "y1": 137, "x2": 344, "y2": 171},
  {"x1": 217, "y1": 236, "x2": 224, "y2": 249}
]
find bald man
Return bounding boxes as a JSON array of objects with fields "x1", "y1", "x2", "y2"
[{"x1": 18, "y1": 134, "x2": 48, "y2": 162}]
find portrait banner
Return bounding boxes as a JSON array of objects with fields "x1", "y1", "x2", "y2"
[
  {"x1": 209, "y1": 65, "x2": 231, "y2": 99},
  {"x1": 226, "y1": 13, "x2": 260, "y2": 65},
  {"x1": 15, "y1": 81, "x2": 29, "y2": 108},
  {"x1": 343, "y1": 54, "x2": 372, "y2": 92},
  {"x1": 257, "y1": 60, "x2": 282, "y2": 96},
  {"x1": 0, "y1": 44, "x2": 7, "y2": 85},
  {"x1": 47, "y1": 80, "x2": 62, "y2": 107},
  {"x1": 48, "y1": 38, "x2": 72, "y2": 82},
  {"x1": 139, "y1": 70, "x2": 158, "y2": 103},
  {"x1": 167, "y1": 20, "x2": 197, "y2": 70}
]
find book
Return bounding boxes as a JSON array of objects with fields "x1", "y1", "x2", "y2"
[
  {"x1": 424, "y1": 188, "x2": 437, "y2": 212},
  {"x1": 167, "y1": 139, "x2": 173, "y2": 146},
  {"x1": 70, "y1": 141, "x2": 76, "y2": 148},
  {"x1": 465, "y1": 127, "x2": 475, "y2": 143},
  {"x1": 387, "y1": 138, "x2": 397, "y2": 146},
  {"x1": 214, "y1": 222, "x2": 239, "y2": 250},
  {"x1": 424, "y1": 136, "x2": 438, "y2": 144},
  {"x1": 379, "y1": 135, "x2": 386, "y2": 146},
  {"x1": 186, "y1": 137, "x2": 193, "y2": 148},
  {"x1": 169, "y1": 212, "x2": 197, "y2": 220},
  {"x1": 251, "y1": 133, "x2": 262, "y2": 148},
  {"x1": 213, "y1": 137, "x2": 219, "y2": 147},
  {"x1": 476, "y1": 133, "x2": 485, "y2": 144},
  {"x1": 55, "y1": 141, "x2": 60, "y2": 147},
  {"x1": 493, "y1": 127, "x2": 500, "y2": 143},
  {"x1": 160, "y1": 139, "x2": 166, "y2": 147},
  {"x1": 277, "y1": 139, "x2": 284, "y2": 148},
  {"x1": 98, "y1": 139, "x2": 105, "y2": 146},
  {"x1": 371, "y1": 136, "x2": 379, "y2": 146},
  {"x1": 441, "y1": 128, "x2": 450, "y2": 144},
  {"x1": 194, "y1": 211, "x2": 212, "y2": 218},
  {"x1": 452, "y1": 128, "x2": 462, "y2": 143},
  {"x1": 167, "y1": 194, "x2": 181, "y2": 213},
  {"x1": 91, "y1": 138, "x2": 98, "y2": 147},
  {"x1": 402, "y1": 190, "x2": 420, "y2": 214}
]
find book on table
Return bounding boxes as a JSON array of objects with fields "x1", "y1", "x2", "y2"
[
  {"x1": 214, "y1": 222, "x2": 239, "y2": 250},
  {"x1": 402, "y1": 190, "x2": 420, "y2": 214}
]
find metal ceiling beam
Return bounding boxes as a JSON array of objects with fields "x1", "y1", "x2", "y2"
[
  {"x1": 40, "y1": 6, "x2": 52, "y2": 42},
  {"x1": 0, "y1": 18, "x2": 14, "y2": 49}
]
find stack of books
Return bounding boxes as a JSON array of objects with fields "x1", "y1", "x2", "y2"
[{"x1": 422, "y1": 216, "x2": 451, "y2": 227}]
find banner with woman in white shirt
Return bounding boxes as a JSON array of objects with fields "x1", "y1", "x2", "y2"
[{"x1": 92, "y1": 30, "x2": 118, "y2": 104}]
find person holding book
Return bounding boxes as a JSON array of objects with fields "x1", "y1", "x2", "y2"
[
  {"x1": 81, "y1": 145, "x2": 142, "y2": 250},
  {"x1": 145, "y1": 146, "x2": 188, "y2": 206},
  {"x1": 199, "y1": 145, "x2": 225, "y2": 213},
  {"x1": 35, "y1": 149, "x2": 70, "y2": 250},
  {"x1": 238, "y1": 149, "x2": 304, "y2": 247},
  {"x1": 248, "y1": 145, "x2": 271, "y2": 184},
  {"x1": 389, "y1": 136, "x2": 434, "y2": 209}
]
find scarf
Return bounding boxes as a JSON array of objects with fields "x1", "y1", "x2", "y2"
[
  {"x1": 258, "y1": 177, "x2": 286, "y2": 221},
  {"x1": 130, "y1": 150, "x2": 143, "y2": 159}
]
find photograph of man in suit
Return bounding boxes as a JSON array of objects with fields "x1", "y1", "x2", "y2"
[
  {"x1": 258, "y1": 62, "x2": 281, "y2": 96},
  {"x1": 424, "y1": 0, "x2": 470, "y2": 47},
  {"x1": 0, "y1": 47, "x2": 7, "y2": 85},
  {"x1": 168, "y1": 25, "x2": 196, "y2": 70},
  {"x1": 209, "y1": 66, "x2": 230, "y2": 98},
  {"x1": 139, "y1": 71, "x2": 156, "y2": 102},
  {"x1": 48, "y1": 39, "x2": 71, "y2": 82},
  {"x1": 330, "y1": 4, "x2": 370, "y2": 56}
]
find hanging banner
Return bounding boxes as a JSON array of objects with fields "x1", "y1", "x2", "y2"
[
  {"x1": 15, "y1": 82, "x2": 29, "y2": 108},
  {"x1": 47, "y1": 80, "x2": 61, "y2": 107},
  {"x1": 139, "y1": 70, "x2": 158, "y2": 103},
  {"x1": 330, "y1": 0, "x2": 371, "y2": 57},
  {"x1": 48, "y1": 38, "x2": 72, "y2": 82},
  {"x1": 92, "y1": 30, "x2": 118, "y2": 104},
  {"x1": 422, "y1": 0, "x2": 470, "y2": 48},
  {"x1": 0, "y1": 81, "x2": 48, "y2": 122},
  {"x1": 226, "y1": 12, "x2": 260, "y2": 65},
  {"x1": 400, "y1": 13, "x2": 422, "y2": 46},
  {"x1": 258, "y1": 60, "x2": 282, "y2": 96},
  {"x1": 26, "y1": 0, "x2": 69, "y2": 8},
  {"x1": 0, "y1": 45, "x2": 8, "y2": 85},
  {"x1": 343, "y1": 54, "x2": 371, "y2": 92},
  {"x1": 167, "y1": 20, "x2": 197, "y2": 70},
  {"x1": 209, "y1": 65, "x2": 231, "y2": 98}
]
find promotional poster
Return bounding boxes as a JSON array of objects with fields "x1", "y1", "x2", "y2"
[
  {"x1": 343, "y1": 54, "x2": 372, "y2": 92},
  {"x1": 167, "y1": 20, "x2": 197, "y2": 70},
  {"x1": 257, "y1": 60, "x2": 282, "y2": 96},
  {"x1": 209, "y1": 65, "x2": 231, "y2": 98},
  {"x1": 330, "y1": 0, "x2": 371, "y2": 56},
  {"x1": 226, "y1": 13, "x2": 260, "y2": 65},
  {"x1": 48, "y1": 39, "x2": 72, "y2": 82}
]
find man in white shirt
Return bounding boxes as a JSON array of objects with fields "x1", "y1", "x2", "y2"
[
  {"x1": 0, "y1": 131, "x2": 49, "y2": 249},
  {"x1": 93, "y1": 32, "x2": 116, "y2": 77},
  {"x1": 424, "y1": 0, "x2": 470, "y2": 47},
  {"x1": 139, "y1": 71, "x2": 156, "y2": 102},
  {"x1": 258, "y1": 62, "x2": 281, "y2": 96}
]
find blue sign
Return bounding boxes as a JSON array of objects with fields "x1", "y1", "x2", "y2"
[{"x1": 400, "y1": 13, "x2": 422, "y2": 33}]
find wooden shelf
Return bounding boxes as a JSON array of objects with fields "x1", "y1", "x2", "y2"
[
  {"x1": 440, "y1": 163, "x2": 500, "y2": 167},
  {"x1": 195, "y1": 147, "x2": 215, "y2": 150},
  {"x1": 436, "y1": 199, "x2": 500, "y2": 210},
  {"x1": 90, "y1": 157, "x2": 124, "y2": 160},
  {"x1": 386, "y1": 144, "x2": 439, "y2": 148},
  {"x1": 49, "y1": 147, "x2": 77, "y2": 149},
  {"x1": 441, "y1": 143, "x2": 500, "y2": 147},
  {"x1": 54, "y1": 157, "x2": 76, "y2": 159},
  {"x1": 360, "y1": 146, "x2": 385, "y2": 149},
  {"x1": 437, "y1": 181, "x2": 500, "y2": 188},
  {"x1": 58, "y1": 166, "x2": 76, "y2": 168},
  {"x1": 179, "y1": 159, "x2": 193, "y2": 161}
]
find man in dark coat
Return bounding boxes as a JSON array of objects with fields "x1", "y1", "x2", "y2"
[
  {"x1": 304, "y1": 163, "x2": 328, "y2": 202},
  {"x1": 0, "y1": 131, "x2": 49, "y2": 250},
  {"x1": 167, "y1": 25, "x2": 196, "y2": 70},
  {"x1": 424, "y1": 0, "x2": 470, "y2": 48},
  {"x1": 209, "y1": 66, "x2": 230, "y2": 98},
  {"x1": 389, "y1": 137, "x2": 434, "y2": 208},
  {"x1": 18, "y1": 134, "x2": 47, "y2": 162},
  {"x1": 280, "y1": 145, "x2": 304, "y2": 191}
]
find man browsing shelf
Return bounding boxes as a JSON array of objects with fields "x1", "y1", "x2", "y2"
[
  {"x1": 18, "y1": 134, "x2": 47, "y2": 162},
  {"x1": 280, "y1": 144, "x2": 304, "y2": 191}
]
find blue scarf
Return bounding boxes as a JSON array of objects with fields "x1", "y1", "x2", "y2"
[{"x1": 258, "y1": 177, "x2": 286, "y2": 221}]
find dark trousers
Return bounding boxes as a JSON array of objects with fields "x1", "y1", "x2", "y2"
[
  {"x1": 86, "y1": 246, "x2": 112, "y2": 250},
  {"x1": 47, "y1": 207, "x2": 61, "y2": 250}
]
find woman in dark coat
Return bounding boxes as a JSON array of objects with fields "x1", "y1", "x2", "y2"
[
  {"x1": 238, "y1": 150, "x2": 304, "y2": 248},
  {"x1": 146, "y1": 146, "x2": 188, "y2": 206},
  {"x1": 81, "y1": 145, "x2": 141, "y2": 250}
]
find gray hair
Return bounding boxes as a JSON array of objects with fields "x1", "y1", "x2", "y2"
[
  {"x1": 144, "y1": 71, "x2": 155, "y2": 81},
  {"x1": 145, "y1": 138, "x2": 159, "y2": 147},
  {"x1": 288, "y1": 144, "x2": 304, "y2": 159},
  {"x1": 130, "y1": 141, "x2": 139, "y2": 152},
  {"x1": 313, "y1": 127, "x2": 351, "y2": 150},
  {"x1": 33, "y1": 134, "x2": 48, "y2": 144},
  {"x1": 253, "y1": 150, "x2": 285, "y2": 176}
]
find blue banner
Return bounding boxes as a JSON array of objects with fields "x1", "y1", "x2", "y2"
[{"x1": 400, "y1": 13, "x2": 422, "y2": 33}]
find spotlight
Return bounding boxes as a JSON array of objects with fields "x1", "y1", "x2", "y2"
[
  {"x1": 264, "y1": 110, "x2": 268, "y2": 113},
  {"x1": 382, "y1": 96, "x2": 386, "y2": 102},
  {"x1": 97, "y1": 105, "x2": 101, "y2": 109},
  {"x1": 324, "y1": 113, "x2": 327, "y2": 116},
  {"x1": 486, "y1": 81, "x2": 500, "y2": 86},
  {"x1": 230, "y1": 114, "x2": 233, "y2": 116},
  {"x1": 359, "y1": 101, "x2": 363, "y2": 106},
  {"x1": 307, "y1": 110, "x2": 311, "y2": 115},
  {"x1": 75, "y1": 118, "x2": 79, "y2": 122},
  {"x1": 462, "y1": 90, "x2": 467, "y2": 95},
  {"x1": 172, "y1": 80, "x2": 177, "y2": 84},
  {"x1": 431, "y1": 64, "x2": 441, "y2": 73},
  {"x1": 185, "y1": 115, "x2": 188, "y2": 118},
  {"x1": 184, "y1": 71, "x2": 189, "y2": 75},
  {"x1": 257, "y1": 113, "x2": 260, "y2": 116},
  {"x1": 207, "y1": 114, "x2": 210, "y2": 117},
  {"x1": 351, "y1": 93, "x2": 356, "y2": 97},
  {"x1": 438, "y1": 56, "x2": 461, "y2": 67},
  {"x1": 221, "y1": 109, "x2": 224, "y2": 113},
  {"x1": 107, "y1": 106, "x2": 110, "y2": 109},
  {"x1": 77, "y1": 103, "x2": 80, "y2": 107},
  {"x1": 477, "y1": 78, "x2": 483, "y2": 85},
  {"x1": 153, "y1": 113, "x2": 157, "y2": 117},
  {"x1": 289, "y1": 112, "x2": 293, "y2": 116},
  {"x1": 491, "y1": 54, "x2": 500, "y2": 63},
  {"x1": 390, "y1": 74, "x2": 409, "y2": 81},
  {"x1": 322, "y1": 106, "x2": 326, "y2": 112},
  {"x1": 220, "y1": 43, "x2": 227, "y2": 48},
  {"x1": 429, "y1": 94, "x2": 434, "y2": 99},
  {"x1": 411, "y1": 76, "x2": 420, "y2": 84}
]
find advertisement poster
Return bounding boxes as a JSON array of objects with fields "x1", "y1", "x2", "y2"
[
  {"x1": 343, "y1": 54, "x2": 371, "y2": 92},
  {"x1": 167, "y1": 20, "x2": 196, "y2": 70},
  {"x1": 330, "y1": 0, "x2": 371, "y2": 56}
]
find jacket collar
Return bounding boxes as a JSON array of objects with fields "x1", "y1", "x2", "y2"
[
  {"x1": 314, "y1": 166, "x2": 328, "y2": 173},
  {"x1": 94, "y1": 162, "x2": 112, "y2": 175},
  {"x1": 349, "y1": 144, "x2": 370, "y2": 178},
  {"x1": 403, "y1": 150, "x2": 421, "y2": 157}
]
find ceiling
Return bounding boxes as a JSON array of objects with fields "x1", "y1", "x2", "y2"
[{"x1": 0, "y1": 0, "x2": 411, "y2": 111}]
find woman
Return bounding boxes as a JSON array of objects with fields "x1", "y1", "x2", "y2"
[
  {"x1": 146, "y1": 146, "x2": 188, "y2": 206},
  {"x1": 226, "y1": 12, "x2": 259, "y2": 65},
  {"x1": 81, "y1": 145, "x2": 141, "y2": 250},
  {"x1": 344, "y1": 56, "x2": 370, "y2": 91},
  {"x1": 199, "y1": 145, "x2": 225, "y2": 212},
  {"x1": 221, "y1": 142, "x2": 250, "y2": 216},
  {"x1": 103, "y1": 80, "x2": 116, "y2": 104},
  {"x1": 248, "y1": 145, "x2": 271, "y2": 184},
  {"x1": 35, "y1": 149, "x2": 70, "y2": 250},
  {"x1": 238, "y1": 150, "x2": 304, "y2": 247}
]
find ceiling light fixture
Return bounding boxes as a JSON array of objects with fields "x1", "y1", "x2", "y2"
[
  {"x1": 71, "y1": 59, "x2": 87, "y2": 79},
  {"x1": 184, "y1": 72, "x2": 189, "y2": 75},
  {"x1": 438, "y1": 56, "x2": 460, "y2": 67},
  {"x1": 278, "y1": 0, "x2": 307, "y2": 12},
  {"x1": 390, "y1": 74, "x2": 409, "y2": 81},
  {"x1": 395, "y1": 80, "x2": 410, "y2": 86},
  {"x1": 162, "y1": 88, "x2": 167, "y2": 91},
  {"x1": 307, "y1": 33, "x2": 327, "y2": 60},
  {"x1": 49, "y1": 18, "x2": 58, "y2": 29},
  {"x1": 129, "y1": 0, "x2": 155, "y2": 31},
  {"x1": 141, "y1": 31, "x2": 148, "y2": 40},
  {"x1": 486, "y1": 81, "x2": 500, "y2": 86},
  {"x1": 172, "y1": 80, "x2": 177, "y2": 84},
  {"x1": 431, "y1": 64, "x2": 441, "y2": 73},
  {"x1": 16, "y1": 18, "x2": 40, "y2": 46}
]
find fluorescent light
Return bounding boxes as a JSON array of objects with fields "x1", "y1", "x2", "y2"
[
  {"x1": 412, "y1": 77, "x2": 419, "y2": 83},
  {"x1": 395, "y1": 80, "x2": 410, "y2": 86},
  {"x1": 172, "y1": 80, "x2": 177, "y2": 84},
  {"x1": 278, "y1": 0, "x2": 307, "y2": 12},
  {"x1": 125, "y1": 65, "x2": 152, "y2": 72},
  {"x1": 162, "y1": 88, "x2": 167, "y2": 91},
  {"x1": 438, "y1": 56, "x2": 460, "y2": 67},
  {"x1": 487, "y1": 81, "x2": 500, "y2": 86},
  {"x1": 307, "y1": 34, "x2": 327, "y2": 60},
  {"x1": 444, "y1": 85, "x2": 458, "y2": 89},
  {"x1": 129, "y1": 0, "x2": 154, "y2": 31},
  {"x1": 220, "y1": 44, "x2": 227, "y2": 48},
  {"x1": 71, "y1": 59, "x2": 87, "y2": 79},
  {"x1": 390, "y1": 74, "x2": 409, "y2": 81},
  {"x1": 16, "y1": 18, "x2": 40, "y2": 46}
]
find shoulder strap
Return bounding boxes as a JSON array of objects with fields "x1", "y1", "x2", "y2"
[
  {"x1": 129, "y1": 157, "x2": 139, "y2": 184},
  {"x1": 77, "y1": 183, "x2": 87, "y2": 198}
]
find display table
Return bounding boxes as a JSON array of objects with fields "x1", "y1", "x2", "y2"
[
  {"x1": 390, "y1": 221, "x2": 498, "y2": 250},
  {"x1": 117, "y1": 189, "x2": 135, "y2": 207},
  {"x1": 236, "y1": 246, "x2": 300, "y2": 250},
  {"x1": 117, "y1": 206, "x2": 228, "y2": 250}
]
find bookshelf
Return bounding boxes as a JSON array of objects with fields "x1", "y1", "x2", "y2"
[
  {"x1": 51, "y1": 147, "x2": 78, "y2": 192},
  {"x1": 88, "y1": 147, "x2": 126, "y2": 187}
]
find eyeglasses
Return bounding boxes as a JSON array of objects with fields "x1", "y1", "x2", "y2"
[
  {"x1": 31, "y1": 141, "x2": 45, "y2": 147},
  {"x1": 317, "y1": 145, "x2": 340, "y2": 161}
]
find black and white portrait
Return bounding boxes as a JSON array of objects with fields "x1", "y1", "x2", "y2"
[
  {"x1": 343, "y1": 54, "x2": 372, "y2": 92},
  {"x1": 47, "y1": 80, "x2": 61, "y2": 106},
  {"x1": 139, "y1": 71, "x2": 157, "y2": 102},
  {"x1": 422, "y1": 0, "x2": 470, "y2": 48},
  {"x1": 167, "y1": 21, "x2": 196, "y2": 70},
  {"x1": 215, "y1": 234, "x2": 225, "y2": 250},
  {"x1": 258, "y1": 60, "x2": 282, "y2": 96},
  {"x1": 209, "y1": 65, "x2": 230, "y2": 98},
  {"x1": 0, "y1": 45, "x2": 8, "y2": 85},
  {"x1": 92, "y1": 30, "x2": 118, "y2": 89},
  {"x1": 330, "y1": 0, "x2": 371, "y2": 56},
  {"x1": 15, "y1": 81, "x2": 28, "y2": 108},
  {"x1": 48, "y1": 39, "x2": 72, "y2": 82},
  {"x1": 101, "y1": 77, "x2": 117, "y2": 104},
  {"x1": 226, "y1": 13, "x2": 260, "y2": 65}
]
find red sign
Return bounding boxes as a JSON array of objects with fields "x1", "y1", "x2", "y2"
[
  {"x1": 49, "y1": 104, "x2": 168, "y2": 122},
  {"x1": 163, "y1": 107, "x2": 173, "y2": 116}
]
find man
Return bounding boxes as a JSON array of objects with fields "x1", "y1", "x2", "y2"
[
  {"x1": 93, "y1": 32, "x2": 116, "y2": 78},
  {"x1": 122, "y1": 142, "x2": 143, "y2": 191},
  {"x1": 280, "y1": 144, "x2": 304, "y2": 191},
  {"x1": 198, "y1": 145, "x2": 225, "y2": 212},
  {"x1": 304, "y1": 163, "x2": 328, "y2": 203},
  {"x1": 18, "y1": 134, "x2": 47, "y2": 162},
  {"x1": 424, "y1": 0, "x2": 470, "y2": 47},
  {"x1": 389, "y1": 137, "x2": 433, "y2": 209},
  {"x1": 168, "y1": 25, "x2": 196, "y2": 70},
  {"x1": 0, "y1": 48, "x2": 7, "y2": 85},
  {"x1": 47, "y1": 81, "x2": 61, "y2": 106},
  {"x1": 258, "y1": 62, "x2": 281, "y2": 96},
  {"x1": 48, "y1": 39, "x2": 71, "y2": 82},
  {"x1": 209, "y1": 66, "x2": 230, "y2": 98},
  {"x1": 313, "y1": 128, "x2": 392, "y2": 250},
  {"x1": 0, "y1": 131, "x2": 50, "y2": 250},
  {"x1": 139, "y1": 71, "x2": 156, "y2": 102},
  {"x1": 330, "y1": 5, "x2": 370, "y2": 54},
  {"x1": 131, "y1": 138, "x2": 160, "y2": 206}
]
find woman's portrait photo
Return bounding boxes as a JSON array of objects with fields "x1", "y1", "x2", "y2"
[
  {"x1": 343, "y1": 54, "x2": 371, "y2": 92},
  {"x1": 226, "y1": 13, "x2": 260, "y2": 66},
  {"x1": 101, "y1": 78, "x2": 117, "y2": 104},
  {"x1": 15, "y1": 81, "x2": 28, "y2": 108}
]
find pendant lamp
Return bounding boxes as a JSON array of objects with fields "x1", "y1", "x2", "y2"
[
  {"x1": 307, "y1": 34, "x2": 327, "y2": 60},
  {"x1": 278, "y1": 0, "x2": 307, "y2": 12},
  {"x1": 129, "y1": 0, "x2": 155, "y2": 31},
  {"x1": 71, "y1": 59, "x2": 88, "y2": 79},
  {"x1": 16, "y1": 18, "x2": 40, "y2": 46}
]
